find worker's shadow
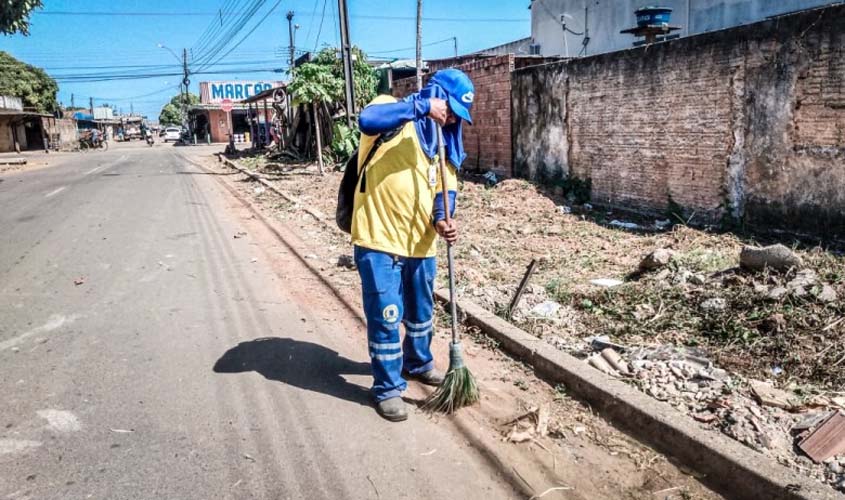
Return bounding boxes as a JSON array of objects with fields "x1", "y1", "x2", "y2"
[{"x1": 213, "y1": 337, "x2": 372, "y2": 406}]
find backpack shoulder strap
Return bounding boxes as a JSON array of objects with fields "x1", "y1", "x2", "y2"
[{"x1": 358, "y1": 125, "x2": 403, "y2": 194}]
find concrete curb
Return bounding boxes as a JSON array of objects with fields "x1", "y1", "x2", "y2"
[
  {"x1": 216, "y1": 154, "x2": 342, "y2": 235},
  {"x1": 434, "y1": 289, "x2": 843, "y2": 500}
]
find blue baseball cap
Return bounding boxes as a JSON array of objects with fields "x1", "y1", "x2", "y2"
[{"x1": 430, "y1": 69, "x2": 474, "y2": 125}]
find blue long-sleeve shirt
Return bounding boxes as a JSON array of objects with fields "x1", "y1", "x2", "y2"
[{"x1": 358, "y1": 96, "x2": 457, "y2": 225}]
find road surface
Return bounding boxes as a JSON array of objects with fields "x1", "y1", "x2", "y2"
[{"x1": 0, "y1": 143, "x2": 517, "y2": 499}]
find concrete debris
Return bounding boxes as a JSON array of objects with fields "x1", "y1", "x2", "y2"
[
  {"x1": 600, "y1": 348, "x2": 631, "y2": 376},
  {"x1": 798, "y1": 411, "x2": 845, "y2": 463},
  {"x1": 740, "y1": 244, "x2": 803, "y2": 272},
  {"x1": 587, "y1": 353, "x2": 618, "y2": 377},
  {"x1": 609, "y1": 220, "x2": 641, "y2": 231},
  {"x1": 817, "y1": 284, "x2": 839, "y2": 303},
  {"x1": 639, "y1": 248, "x2": 676, "y2": 271},
  {"x1": 749, "y1": 380, "x2": 802, "y2": 411},
  {"x1": 793, "y1": 412, "x2": 835, "y2": 433},
  {"x1": 590, "y1": 278, "x2": 624, "y2": 288}
]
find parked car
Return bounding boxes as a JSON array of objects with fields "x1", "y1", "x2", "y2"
[{"x1": 162, "y1": 127, "x2": 181, "y2": 143}]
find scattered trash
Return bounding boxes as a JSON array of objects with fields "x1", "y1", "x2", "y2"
[
  {"x1": 600, "y1": 348, "x2": 631, "y2": 376},
  {"x1": 740, "y1": 244, "x2": 803, "y2": 272},
  {"x1": 528, "y1": 301, "x2": 561, "y2": 320},
  {"x1": 253, "y1": 186, "x2": 266, "y2": 195},
  {"x1": 817, "y1": 284, "x2": 838, "y2": 303},
  {"x1": 654, "y1": 219, "x2": 672, "y2": 229},
  {"x1": 700, "y1": 298, "x2": 727, "y2": 314},
  {"x1": 582, "y1": 203, "x2": 593, "y2": 211},
  {"x1": 771, "y1": 365, "x2": 784, "y2": 376},
  {"x1": 798, "y1": 411, "x2": 845, "y2": 463},
  {"x1": 639, "y1": 249, "x2": 676, "y2": 271},
  {"x1": 250, "y1": 257, "x2": 258, "y2": 263},
  {"x1": 242, "y1": 453, "x2": 256, "y2": 462},
  {"x1": 304, "y1": 254, "x2": 318, "y2": 260},
  {"x1": 609, "y1": 220, "x2": 641, "y2": 230},
  {"x1": 587, "y1": 353, "x2": 618, "y2": 377},
  {"x1": 73, "y1": 277, "x2": 85, "y2": 286},
  {"x1": 234, "y1": 231, "x2": 247, "y2": 239},
  {"x1": 109, "y1": 428, "x2": 134, "y2": 433},
  {"x1": 482, "y1": 171, "x2": 499, "y2": 186},
  {"x1": 589, "y1": 278, "x2": 624, "y2": 288},
  {"x1": 337, "y1": 255, "x2": 356, "y2": 270},
  {"x1": 420, "y1": 449, "x2": 437, "y2": 456},
  {"x1": 557, "y1": 205, "x2": 572, "y2": 215},
  {"x1": 588, "y1": 336, "x2": 627, "y2": 353}
]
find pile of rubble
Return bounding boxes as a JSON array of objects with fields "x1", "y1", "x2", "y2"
[{"x1": 584, "y1": 340, "x2": 845, "y2": 491}]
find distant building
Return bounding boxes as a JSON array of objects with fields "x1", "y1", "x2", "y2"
[{"x1": 530, "y1": 0, "x2": 839, "y2": 57}]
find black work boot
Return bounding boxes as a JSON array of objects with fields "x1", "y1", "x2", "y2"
[
  {"x1": 404, "y1": 369, "x2": 445, "y2": 386},
  {"x1": 376, "y1": 397, "x2": 408, "y2": 422}
]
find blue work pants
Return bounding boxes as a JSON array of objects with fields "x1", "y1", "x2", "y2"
[{"x1": 354, "y1": 246, "x2": 436, "y2": 402}]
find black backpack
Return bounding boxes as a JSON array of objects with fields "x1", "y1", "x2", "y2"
[{"x1": 336, "y1": 127, "x2": 401, "y2": 234}]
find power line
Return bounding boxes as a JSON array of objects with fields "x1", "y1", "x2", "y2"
[
  {"x1": 313, "y1": 0, "x2": 328, "y2": 53},
  {"x1": 35, "y1": 10, "x2": 529, "y2": 23},
  {"x1": 369, "y1": 37, "x2": 456, "y2": 55},
  {"x1": 196, "y1": 0, "x2": 284, "y2": 73}
]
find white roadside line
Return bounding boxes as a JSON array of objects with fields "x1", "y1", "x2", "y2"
[{"x1": 44, "y1": 186, "x2": 66, "y2": 198}]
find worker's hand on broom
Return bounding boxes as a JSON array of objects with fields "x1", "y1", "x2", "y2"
[{"x1": 435, "y1": 219, "x2": 458, "y2": 244}]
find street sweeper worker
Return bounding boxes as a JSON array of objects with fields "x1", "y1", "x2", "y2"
[{"x1": 352, "y1": 68, "x2": 474, "y2": 421}]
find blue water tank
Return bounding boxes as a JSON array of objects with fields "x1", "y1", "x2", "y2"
[{"x1": 635, "y1": 6, "x2": 673, "y2": 26}]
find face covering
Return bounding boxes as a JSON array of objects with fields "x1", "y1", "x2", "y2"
[{"x1": 409, "y1": 82, "x2": 467, "y2": 170}]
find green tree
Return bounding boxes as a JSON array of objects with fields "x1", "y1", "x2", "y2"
[
  {"x1": 312, "y1": 46, "x2": 378, "y2": 111},
  {"x1": 158, "y1": 92, "x2": 199, "y2": 126},
  {"x1": 0, "y1": 51, "x2": 57, "y2": 112},
  {"x1": 1, "y1": 0, "x2": 43, "y2": 36},
  {"x1": 288, "y1": 63, "x2": 344, "y2": 174}
]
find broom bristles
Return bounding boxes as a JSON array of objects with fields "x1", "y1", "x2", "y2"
[{"x1": 422, "y1": 342, "x2": 479, "y2": 414}]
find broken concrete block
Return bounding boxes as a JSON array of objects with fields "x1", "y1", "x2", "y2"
[
  {"x1": 816, "y1": 284, "x2": 838, "y2": 304},
  {"x1": 798, "y1": 411, "x2": 845, "y2": 463},
  {"x1": 767, "y1": 287, "x2": 789, "y2": 301},
  {"x1": 740, "y1": 244, "x2": 803, "y2": 272},
  {"x1": 639, "y1": 248, "x2": 676, "y2": 271},
  {"x1": 750, "y1": 380, "x2": 801, "y2": 411},
  {"x1": 600, "y1": 348, "x2": 631, "y2": 375}
]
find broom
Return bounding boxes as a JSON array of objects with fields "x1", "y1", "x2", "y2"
[{"x1": 422, "y1": 124, "x2": 480, "y2": 414}]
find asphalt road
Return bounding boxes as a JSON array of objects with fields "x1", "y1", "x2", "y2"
[{"x1": 0, "y1": 143, "x2": 516, "y2": 499}]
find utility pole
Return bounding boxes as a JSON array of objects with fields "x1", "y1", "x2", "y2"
[
  {"x1": 286, "y1": 11, "x2": 295, "y2": 69},
  {"x1": 453, "y1": 36, "x2": 458, "y2": 58},
  {"x1": 130, "y1": 102, "x2": 134, "y2": 115},
  {"x1": 415, "y1": 0, "x2": 423, "y2": 90},
  {"x1": 337, "y1": 0, "x2": 356, "y2": 126},
  {"x1": 89, "y1": 97, "x2": 93, "y2": 115},
  {"x1": 71, "y1": 93, "x2": 75, "y2": 109},
  {"x1": 182, "y1": 48, "x2": 191, "y2": 135}
]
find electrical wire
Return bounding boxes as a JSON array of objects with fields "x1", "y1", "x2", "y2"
[
  {"x1": 195, "y1": 0, "x2": 284, "y2": 73},
  {"x1": 313, "y1": 0, "x2": 329, "y2": 53},
  {"x1": 35, "y1": 10, "x2": 529, "y2": 23},
  {"x1": 368, "y1": 37, "x2": 456, "y2": 55}
]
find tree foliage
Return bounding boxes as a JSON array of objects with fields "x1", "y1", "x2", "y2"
[
  {"x1": 288, "y1": 63, "x2": 344, "y2": 105},
  {"x1": 0, "y1": 51, "x2": 57, "y2": 112},
  {"x1": 0, "y1": 0, "x2": 43, "y2": 36},
  {"x1": 158, "y1": 92, "x2": 199, "y2": 126},
  {"x1": 311, "y1": 46, "x2": 378, "y2": 110}
]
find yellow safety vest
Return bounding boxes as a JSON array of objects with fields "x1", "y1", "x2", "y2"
[{"x1": 351, "y1": 95, "x2": 457, "y2": 258}]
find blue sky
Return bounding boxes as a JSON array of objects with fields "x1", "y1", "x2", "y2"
[{"x1": 0, "y1": 0, "x2": 530, "y2": 119}]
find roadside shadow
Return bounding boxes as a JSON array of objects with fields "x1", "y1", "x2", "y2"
[{"x1": 213, "y1": 337, "x2": 372, "y2": 406}]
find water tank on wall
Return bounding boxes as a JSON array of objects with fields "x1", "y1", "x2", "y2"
[{"x1": 635, "y1": 6, "x2": 673, "y2": 26}]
